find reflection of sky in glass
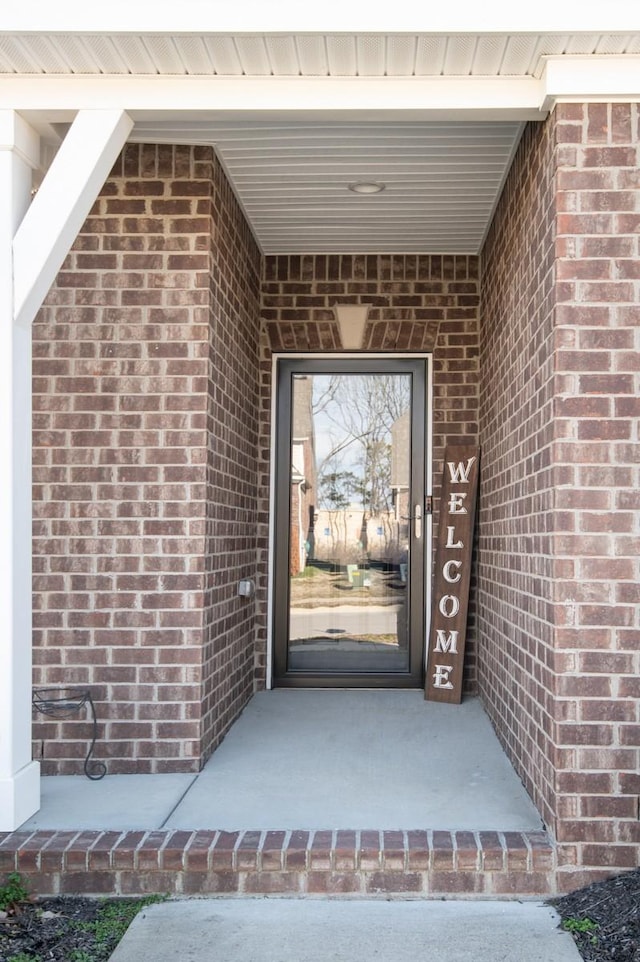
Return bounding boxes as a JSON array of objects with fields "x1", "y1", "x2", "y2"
[
  {"x1": 312, "y1": 374, "x2": 410, "y2": 468},
  {"x1": 312, "y1": 375, "x2": 358, "y2": 469}
]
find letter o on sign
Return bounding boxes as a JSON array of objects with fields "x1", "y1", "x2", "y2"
[{"x1": 438, "y1": 594, "x2": 460, "y2": 618}]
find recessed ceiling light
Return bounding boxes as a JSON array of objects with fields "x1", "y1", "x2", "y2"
[{"x1": 347, "y1": 181, "x2": 386, "y2": 194}]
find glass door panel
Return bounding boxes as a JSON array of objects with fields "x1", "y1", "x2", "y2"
[{"x1": 273, "y1": 359, "x2": 426, "y2": 687}]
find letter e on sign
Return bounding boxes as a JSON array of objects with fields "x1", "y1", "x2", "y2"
[
  {"x1": 433, "y1": 665, "x2": 454, "y2": 690},
  {"x1": 425, "y1": 445, "x2": 479, "y2": 704}
]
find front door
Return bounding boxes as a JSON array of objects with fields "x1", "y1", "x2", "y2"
[{"x1": 272, "y1": 357, "x2": 428, "y2": 687}]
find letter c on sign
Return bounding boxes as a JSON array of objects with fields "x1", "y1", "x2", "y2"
[
  {"x1": 438, "y1": 595, "x2": 460, "y2": 618},
  {"x1": 443, "y1": 560, "x2": 462, "y2": 584}
]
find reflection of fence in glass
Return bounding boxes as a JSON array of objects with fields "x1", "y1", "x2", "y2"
[{"x1": 313, "y1": 508, "x2": 405, "y2": 565}]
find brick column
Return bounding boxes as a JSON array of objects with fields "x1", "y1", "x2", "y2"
[
  {"x1": 481, "y1": 103, "x2": 640, "y2": 885},
  {"x1": 552, "y1": 102, "x2": 640, "y2": 883}
]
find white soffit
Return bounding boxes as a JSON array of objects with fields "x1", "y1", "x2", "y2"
[{"x1": 1, "y1": 32, "x2": 640, "y2": 77}]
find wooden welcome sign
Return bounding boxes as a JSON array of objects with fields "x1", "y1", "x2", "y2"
[{"x1": 425, "y1": 445, "x2": 480, "y2": 704}]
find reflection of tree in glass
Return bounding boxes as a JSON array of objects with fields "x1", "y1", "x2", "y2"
[
  {"x1": 317, "y1": 455, "x2": 357, "y2": 553},
  {"x1": 314, "y1": 375, "x2": 410, "y2": 557},
  {"x1": 319, "y1": 468, "x2": 357, "y2": 511}
]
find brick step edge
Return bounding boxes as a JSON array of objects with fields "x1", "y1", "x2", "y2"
[{"x1": 0, "y1": 828, "x2": 568, "y2": 897}]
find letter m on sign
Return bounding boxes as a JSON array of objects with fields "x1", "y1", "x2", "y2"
[{"x1": 425, "y1": 445, "x2": 480, "y2": 704}]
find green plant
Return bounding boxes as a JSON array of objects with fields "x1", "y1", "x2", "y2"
[
  {"x1": 563, "y1": 916, "x2": 598, "y2": 934},
  {"x1": 562, "y1": 916, "x2": 599, "y2": 945},
  {"x1": 68, "y1": 951, "x2": 93, "y2": 962},
  {"x1": 0, "y1": 872, "x2": 30, "y2": 912},
  {"x1": 7, "y1": 953, "x2": 41, "y2": 962}
]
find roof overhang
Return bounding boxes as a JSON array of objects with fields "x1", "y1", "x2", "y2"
[
  {"x1": 4, "y1": 54, "x2": 640, "y2": 125},
  {"x1": 2, "y1": 7, "x2": 640, "y2": 253}
]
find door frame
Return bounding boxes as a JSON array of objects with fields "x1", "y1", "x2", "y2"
[{"x1": 266, "y1": 352, "x2": 433, "y2": 689}]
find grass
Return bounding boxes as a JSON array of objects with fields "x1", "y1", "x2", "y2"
[
  {"x1": 71, "y1": 895, "x2": 166, "y2": 959},
  {"x1": 0, "y1": 870, "x2": 167, "y2": 962}
]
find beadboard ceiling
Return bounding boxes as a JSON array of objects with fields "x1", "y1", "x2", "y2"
[
  {"x1": 130, "y1": 119, "x2": 523, "y2": 253},
  {"x1": 2, "y1": 28, "x2": 639, "y2": 252}
]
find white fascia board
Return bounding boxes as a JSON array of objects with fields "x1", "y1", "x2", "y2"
[
  {"x1": 0, "y1": 75, "x2": 548, "y2": 121},
  {"x1": 541, "y1": 55, "x2": 640, "y2": 109},
  {"x1": 2, "y1": 0, "x2": 640, "y2": 34},
  {"x1": 12, "y1": 109, "x2": 133, "y2": 329}
]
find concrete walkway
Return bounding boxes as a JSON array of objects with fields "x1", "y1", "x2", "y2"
[
  {"x1": 21, "y1": 692, "x2": 543, "y2": 832},
  {"x1": 109, "y1": 899, "x2": 581, "y2": 962}
]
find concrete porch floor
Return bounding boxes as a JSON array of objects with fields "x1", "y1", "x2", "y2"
[
  {"x1": 2, "y1": 692, "x2": 561, "y2": 898},
  {"x1": 21, "y1": 691, "x2": 543, "y2": 833}
]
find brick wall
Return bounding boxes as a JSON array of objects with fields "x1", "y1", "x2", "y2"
[
  {"x1": 552, "y1": 103, "x2": 640, "y2": 882},
  {"x1": 480, "y1": 103, "x2": 640, "y2": 885},
  {"x1": 30, "y1": 113, "x2": 638, "y2": 880},
  {"x1": 479, "y1": 119, "x2": 558, "y2": 832},
  {"x1": 201, "y1": 151, "x2": 262, "y2": 759},
  {"x1": 32, "y1": 144, "x2": 261, "y2": 773},
  {"x1": 32, "y1": 167, "x2": 481, "y2": 769},
  {"x1": 256, "y1": 254, "x2": 480, "y2": 687}
]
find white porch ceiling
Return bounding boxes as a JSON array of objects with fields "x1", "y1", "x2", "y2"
[
  {"x1": 131, "y1": 119, "x2": 523, "y2": 253},
  {"x1": 2, "y1": 26, "x2": 640, "y2": 253}
]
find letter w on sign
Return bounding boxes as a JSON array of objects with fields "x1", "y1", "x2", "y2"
[{"x1": 425, "y1": 445, "x2": 480, "y2": 704}]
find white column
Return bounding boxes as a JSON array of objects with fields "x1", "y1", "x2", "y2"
[{"x1": 0, "y1": 110, "x2": 41, "y2": 830}]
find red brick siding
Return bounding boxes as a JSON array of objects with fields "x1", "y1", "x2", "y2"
[
  {"x1": 28, "y1": 108, "x2": 638, "y2": 882},
  {"x1": 32, "y1": 145, "x2": 260, "y2": 773},
  {"x1": 480, "y1": 103, "x2": 640, "y2": 877},
  {"x1": 256, "y1": 255, "x2": 480, "y2": 688},
  {"x1": 479, "y1": 119, "x2": 558, "y2": 831},
  {"x1": 552, "y1": 102, "x2": 640, "y2": 874},
  {"x1": 0, "y1": 828, "x2": 558, "y2": 898},
  {"x1": 202, "y1": 155, "x2": 261, "y2": 760}
]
